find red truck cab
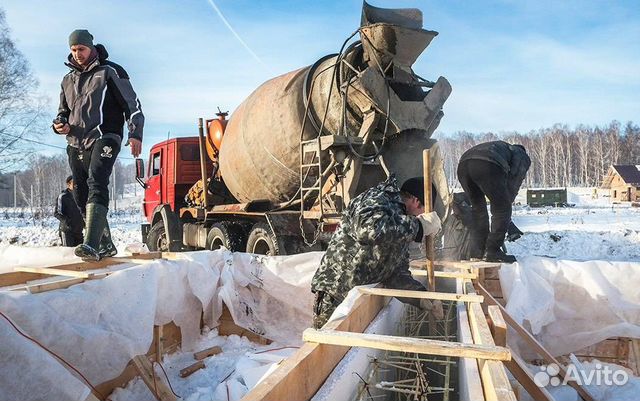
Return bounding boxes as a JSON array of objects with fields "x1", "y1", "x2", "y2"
[{"x1": 142, "y1": 137, "x2": 213, "y2": 222}]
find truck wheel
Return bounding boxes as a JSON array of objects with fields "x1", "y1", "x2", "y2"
[
  {"x1": 246, "y1": 222, "x2": 283, "y2": 256},
  {"x1": 147, "y1": 221, "x2": 169, "y2": 252},
  {"x1": 206, "y1": 223, "x2": 246, "y2": 252}
]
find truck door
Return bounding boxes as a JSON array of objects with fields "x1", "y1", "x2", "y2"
[{"x1": 144, "y1": 150, "x2": 163, "y2": 217}]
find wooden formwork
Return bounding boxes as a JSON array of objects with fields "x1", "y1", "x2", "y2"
[
  {"x1": 477, "y1": 263, "x2": 640, "y2": 377},
  {"x1": 0, "y1": 252, "x2": 271, "y2": 401}
]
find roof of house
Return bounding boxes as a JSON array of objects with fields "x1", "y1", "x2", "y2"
[{"x1": 611, "y1": 165, "x2": 640, "y2": 185}]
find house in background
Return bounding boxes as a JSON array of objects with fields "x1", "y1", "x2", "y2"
[{"x1": 601, "y1": 165, "x2": 640, "y2": 202}]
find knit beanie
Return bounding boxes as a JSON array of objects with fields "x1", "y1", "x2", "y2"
[
  {"x1": 68, "y1": 29, "x2": 94, "y2": 48},
  {"x1": 401, "y1": 177, "x2": 425, "y2": 203}
]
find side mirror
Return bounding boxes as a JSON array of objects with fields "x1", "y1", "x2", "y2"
[{"x1": 135, "y1": 158, "x2": 146, "y2": 188}]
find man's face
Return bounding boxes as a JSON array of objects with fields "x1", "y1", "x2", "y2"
[
  {"x1": 70, "y1": 44, "x2": 92, "y2": 66},
  {"x1": 403, "y1": 196, "x2": 424, "y2": 216},
  {"x1": 67, "y1": 180, "x2": 74, "y2": 190}
]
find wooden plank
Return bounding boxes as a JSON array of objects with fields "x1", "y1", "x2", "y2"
[
  {"x1": 218, "y1": 306, "x2": 271, "y2": 345},
  {"x1": 0, "y1": 271, "x2": 49, "y2": 288},
  {"x1": 487, "y1": 305, "x2": 507, "y2": 347},
  {"x1": 14, "y1": 266, "x2": 96, "y2": 278},
  {"x1": 14, "y1": 264, "x2": 131, "y2": 279},
  {"x1": 475, "y1": 283, "x2": 596, "y2": 401},
  {"x1": 241, "y1": 291, "x2": 389, "y2": 401},
  {"x1": 180, "y1": 360, "x2": 205, "y2": 378},
  {"x1": 194, "y1": 345, "x2": 222, "y2": 360},
  {"x1": 437, "y1": 260, "x2": 502, "y2": 270},
  {"x1": 465, "y1": 282, "x2": 517, "y2": 401},
  {"x1": 358, "y1": 287, "x2": 484, "y2": 303},
  {"x1": 456, "y1": 279, "x2": 487, "y2": 401},
  {"x1": 27, "y1": 277, "x2": 84, "y2": 293},
  {"x1": 505, "y1": 352, "x2": 555, "y2": 401},
  {"x1": 410, "y1": 268, "x2": 478, "y2": 279},
  {"x1": 303, "y1": 329, "x2": 511, "y2": 361},
  {"x1": 423, "y1": 149, "x2": 436, "y2": 292},
  {"x1": 154, "y1": 325, "x2": 164, "y2": 362},
  {"x1": 132, "y1": 355, "x2": 178, "y2": 401}
]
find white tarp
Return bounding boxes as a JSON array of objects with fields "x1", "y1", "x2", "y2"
[
  {"x1": 0, "y1": 249, "x2": 321, "y2": 401},
  {"x1": 500, "y1": 256, "x2": 640, "y2": 358}
]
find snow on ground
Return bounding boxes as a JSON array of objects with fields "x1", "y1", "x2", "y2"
[
  {"x1": 1, "y1": 186, "x2": 638, "y2": 263},
  {"x1": 0, "y1": 183, "x2": 146, "y2": 254},
  {"x1": 109, "y1": 329, "x2": 297, "y2": 401}
]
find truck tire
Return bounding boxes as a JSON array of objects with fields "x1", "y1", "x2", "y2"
[
  {"x1": 147, "y1": 221, "x2": 169, "y2": 252},
  {"x1": 206, "y1": 223, "x2": 246, "y2": 252},
  {"x1": 245, "y1": 222, "x2": 284, "y2": 256}
]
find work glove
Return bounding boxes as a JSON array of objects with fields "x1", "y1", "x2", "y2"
[
  {"x1": 419, "y1": 298, "x2": 444, "y2": 320},
  {"x1": 417, "y1": 211, "x2": 442, "y2": 238}
]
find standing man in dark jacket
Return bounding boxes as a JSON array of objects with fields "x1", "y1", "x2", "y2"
[
  {"x1": 457, "y1": 141, "x2": 531, "y2": 263},
  {"x1": 53, "y1": 29, "x2": 144, "y2": 261},
  {"x1": 311, "y1": 176, "x2": 443, "y2": 329},
  {"x1": 54, "y1": 175, "x2": 84, "y2": 247}
]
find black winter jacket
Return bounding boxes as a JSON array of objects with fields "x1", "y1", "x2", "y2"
[
  {"x1": 459, "y1": 140, "x2": 531, "y2": 201},
  {"x1": 55, "y1": 44, "x2": 144, "y2": 150},
  {"x1": 54, "y1": 189, "x2": 84, "y2": 233}
]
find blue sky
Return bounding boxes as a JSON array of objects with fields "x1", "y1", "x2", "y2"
[{"x1": 3, "y1": 0, "x2": 639, "y2": 158}]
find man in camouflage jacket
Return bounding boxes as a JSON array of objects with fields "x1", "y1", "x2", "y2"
[{"x1": 311, "y1": 175, "x2": 442, "y2": 329}]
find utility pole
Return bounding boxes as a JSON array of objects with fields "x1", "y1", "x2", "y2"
[
  {"x1": 30, "y1": 185, "x2": 33, "y2": 208},
  {"x1": 13, "y1": 174, "x2": 17, "y2": 208}
]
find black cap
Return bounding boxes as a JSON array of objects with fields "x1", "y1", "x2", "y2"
[
  {"x1": 66, "y1": 175, "x2": 73, "y2": 184},
  {"x1": 68, "y1": 29, "x2": 94, "y2": 48},
  {"x1": 401, "y1": 177, "x2": 424, "y2": 203}
]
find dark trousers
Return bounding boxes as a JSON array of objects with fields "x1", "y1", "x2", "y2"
[
  {"x1": 457, "y1": 159, "x2": 512, "y2": 257},
  {"x1": 66, "y1": 138, "x2": 121, "y2": 214},
  {"x1": 60, "y1": 230, "x2": 83, "y2": 247}
]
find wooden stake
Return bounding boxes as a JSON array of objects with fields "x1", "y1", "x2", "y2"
[
  {"x1": 131, "y1": 355, "x2": 178, "y2": 401},
  {"x1": 423, "y1": 149, "x2": 435, "y2": 291}
]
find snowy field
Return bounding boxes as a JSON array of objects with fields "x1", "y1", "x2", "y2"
[{"x1": 1, "y1": 187, "x2": 638, "y2": 263}]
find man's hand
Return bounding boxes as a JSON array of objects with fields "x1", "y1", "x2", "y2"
[
  {"x1": 419, "y1": 298, "x2": 444, "y2": 320},
  {"x1": 128, "y1": 138, "x2": 142, "y2": 158},
  {"x1": 54, "y1": 123, "x2": 70, "y2": 134},
  {"x1": 417, "y1": 211, "x2": 442, "y2": 238}
]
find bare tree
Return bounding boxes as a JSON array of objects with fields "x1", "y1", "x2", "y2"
[{"x1": 0, "y1": 8, "x2": 48, "y2": 173}]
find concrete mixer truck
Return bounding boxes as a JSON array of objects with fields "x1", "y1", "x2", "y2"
[{"x1": 136, "y1": 1, "x2": 452, "y2": 255}]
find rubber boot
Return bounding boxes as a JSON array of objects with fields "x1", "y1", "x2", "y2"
[
  {"x1": 74, "y1": 203, "x2": 108, "y2": 261},
  {"x1": 483, "y1": 249, "x2": 517, "y2": 263},
  {"x1": 99, "y1": 220, "x2": 118, "y2": 258}
]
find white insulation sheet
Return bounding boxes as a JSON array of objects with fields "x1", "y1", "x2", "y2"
[
  {"x1": 0, "y1": 249, "x2": 322, "y2": 401},
  {"x1": 500, "y1": 256, "x2": 640, "y2": 358}
]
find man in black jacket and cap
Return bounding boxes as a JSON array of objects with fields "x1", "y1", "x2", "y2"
[
  {"x1": 53, "y1": 29, "x2": 144, "y2": 261},
  {"x1": 457, "y1": 141, "x2": 530, "y2": 263},
  {"x1": 54, "y1": 176, "x2": 84, "y2": 247}
]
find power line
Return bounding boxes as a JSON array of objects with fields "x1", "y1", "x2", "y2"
[{"x1": 0, "y1": 131, "x2": 136, "y2": 160}]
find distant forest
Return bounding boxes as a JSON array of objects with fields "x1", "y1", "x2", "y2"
[{"x1": 436, "y1": 120, "x2": 640, "y2": 188}]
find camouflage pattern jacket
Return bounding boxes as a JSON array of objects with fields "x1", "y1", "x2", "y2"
[{"x1": 311, "y1": 176, "x2": 425, "y2": 306}]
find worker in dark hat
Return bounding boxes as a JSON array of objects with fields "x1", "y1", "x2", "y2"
[
  {"x1": 53, "y1": 29, "x2": 144, "y2": 260},
  {"x1": 457, "y1": 141, "x2": 531, "y2": 263},
  {"x1": 311, "y1": 175, "x2": 443, "y2": 329},
  {"x1": 54, "y1": 175, "x2": 84, "y2": 247}
]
